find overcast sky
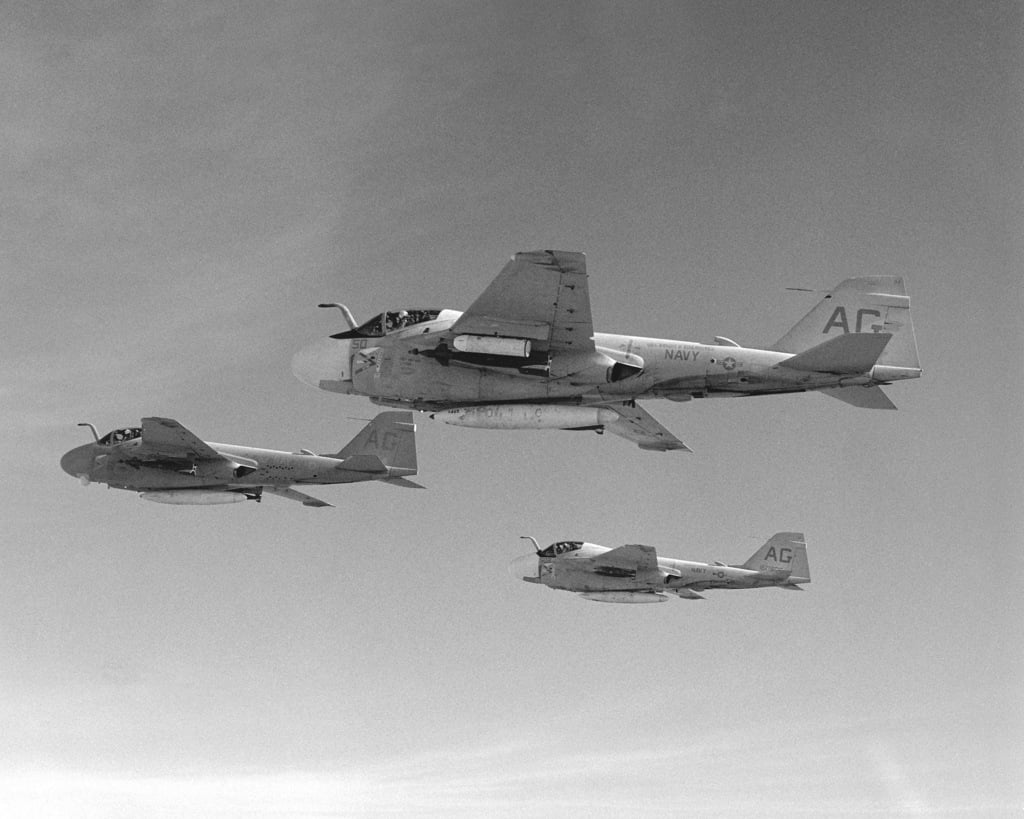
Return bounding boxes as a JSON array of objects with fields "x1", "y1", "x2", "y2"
[{"x1": 2, "y1": 2, "x2": 1021, "y2": 817}]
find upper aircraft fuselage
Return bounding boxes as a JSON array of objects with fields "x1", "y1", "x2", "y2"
[
  {"x1": 292, "y1": 251, "x2": 921, "y2": 450},
  {"x1": 61, "y1": 438, "x2": 377, "y2": 494},
  {"x1": 528, "y1": 543, "x2": 783, "y2": 593},
  {"x1": 60, "y1": 412, "x2": 420, "y2": 506},
  {"x1": 293, "y1": 311, "x2": 914, "y2": 408},
  {"x1": 509, "y1": 533, "x2": 810, "y2": 602}
]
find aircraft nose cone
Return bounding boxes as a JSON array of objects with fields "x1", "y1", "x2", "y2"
[
  {"x1": 60, "y1": 445, "x2": 94, "y2": 478},
  {"x1": 292, "y1": 338, "x2": 351, "y2": 390},
  {"x1": 509, "y1": 553, "x2": 540, "y2": 581}
]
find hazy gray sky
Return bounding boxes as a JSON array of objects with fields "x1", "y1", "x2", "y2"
[{"x1": 3, "y1": 2, "x2": 1021, "y2": 816}]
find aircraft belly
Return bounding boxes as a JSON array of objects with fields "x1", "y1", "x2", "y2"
[
  {"x1": 434, "y1": 365, "x2": 487, "y2": 401},
  {"x1": 118, "y1": 468, "x2": 209, "y2": 491},
  {"x1": 705, "y1": 371, "x2": 835, "y2": 395},
  {"x1": 546, "y1": 566, "x2": 658, "y2": 593},
  {"x1": 360, "y1": 355, "x2": 486, "y2": 403},
  {"x1": 479, "y1": 370, "x2": 550, "y2": 401},
  {"x1": 556, "y1": 578, "x2": 642, "y2": 593},
  {"x1": 640, "y1": 353, "x2": 708, "y2": 397}
]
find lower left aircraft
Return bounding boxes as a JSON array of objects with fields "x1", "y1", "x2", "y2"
[{"x1": 59, "y1": 411, "x2": 421, "y2": 507}]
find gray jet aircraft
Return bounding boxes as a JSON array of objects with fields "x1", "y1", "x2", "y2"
[
  {"x1": 60, "y1": 412, "x2": 420, "y2": 507},
  {"x1": 510, "y1": 532, "x2": 810, "y2": 603},
  {"x1": 292, "y1": 250, "x2": 921, "y2": 451}
]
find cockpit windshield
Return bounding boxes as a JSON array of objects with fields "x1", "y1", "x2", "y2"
[
  {"x1": 539, "y1": 540, "x2": 583, "y2": 557},
  {"x1": 331, "y1": 309, "x2": 441, "y2": 339},
  {"x1": 98, "y1": 427, "x2": 141, "y2": 445}
]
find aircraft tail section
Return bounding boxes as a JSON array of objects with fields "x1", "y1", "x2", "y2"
[
  {"x1": 819, "y1": 385, "x2": 897, "y2": 410},
  {"x1": 785, "y1": 540, "x2": 810, "y2": 586},
  {"x1": 780, "y1": 332, "x2": 891, "y2": 374},
  {"x1": 739, "y1": 532, "x2": 807, "y2": 579},
  {"x1": 772, "y1": 277, "x2": 920, "y2": 372},
  {"x1": 332, "y1": 411, "x2": 418, "y2": 473}
]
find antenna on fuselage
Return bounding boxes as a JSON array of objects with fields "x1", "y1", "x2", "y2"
[
  {"x1": 77, "y1": 423, "x2": 99, "y2": 442},
  {"x1": 318, "y1": 303, "x2": 358, "y2": 330}
]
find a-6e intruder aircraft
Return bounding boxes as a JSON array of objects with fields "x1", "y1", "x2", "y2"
[
  {"x1": 510, "y1": 532, "x2": 809, "y2": 604},
  {"x1": 60, "y1": 412, "x2": 420, "y2": 507},
  {"x1": 293, "y1": 250, "x2": 921, "y2": 451}
]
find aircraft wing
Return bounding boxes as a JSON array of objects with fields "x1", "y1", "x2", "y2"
[
  {"x1": 578, "y1": 544, "x2": 660, "y2": 577},
  {"x1": 262, "y1": 486, "x2": 333, "y2": 507},
  {"x1": 333, "y1": 455, "x2": 425, "y2": 488},
  {"x1": 600, "y1": 403, "x2": 692, "y2": 452},
  {"x1": 137, "y1": 417, "x2": 224, "y2": 461},
  {"x1": 447, "y1": 250, "x2": 594, "y2": 354}
]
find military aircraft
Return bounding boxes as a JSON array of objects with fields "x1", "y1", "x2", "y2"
[
  {"x1": 510, "y1": 532, "x2": 809, "y2": 603},
  {"x1": 292, "y1": 250, "x2": 921, "y2": 451},
  {"x1": 59, "y1": 412, "x2": 420, "y2": 507}
]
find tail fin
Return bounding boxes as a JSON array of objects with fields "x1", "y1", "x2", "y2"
[
  {"x1": 785, "y1": 541, "x2": 810, "y2": 585},
  {"x1": 333, "y1": 411, "x2": 418, "y2": 474},
  {"x1": 739, "y1": 532, "x2": 806, "y2": 577},
  {"x1": 772, "y1": 277, "x2": 920, "y2": 371}
]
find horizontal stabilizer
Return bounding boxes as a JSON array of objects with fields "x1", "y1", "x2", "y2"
[
  {"x1": 772, "y1": 275, "x2": 920, "y2": 372},
  {"x1": 337, "y1": 453, "x2": 388, "y2": 474},
  {"x1": 820, "y1": 385, "x2": 897, "y2": 410},
  {"x1": 385, "y1": 476, "x2": 425, "y2": 489},
  {"x1": 780, "y1": 332, "x2": 891, "y2": 374},
  {"x1": 333, "y1": 411, "x2": 418, "y2": 475}
]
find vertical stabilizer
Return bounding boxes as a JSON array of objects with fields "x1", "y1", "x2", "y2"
[
  {"x1": 786, "y1": 542, "x2": 810, "y2": 585},
  {"x1": 333, "y1": 411, "x2": 418, "y2": 472},
  {"x1": 740, "y1": 532, "x2": 806, "y2": 576},
  {"x1": 773, "y1": 277, "x2": 920, "y2": 371}
]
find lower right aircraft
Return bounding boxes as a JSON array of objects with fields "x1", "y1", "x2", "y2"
[{"x1": 510, "y1": 532, "x2": 809, "y2": 604}]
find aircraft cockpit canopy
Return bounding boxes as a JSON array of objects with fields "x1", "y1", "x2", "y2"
[
  {"x1": 331, "y1": 309, "x2": 441, "y2": 339},
  {"x1": 98, "y1": 427, "x2": 141, "y2": 445},
  {"x1": 539, "y1": 540, "x2": 583, "y2": 558}
]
